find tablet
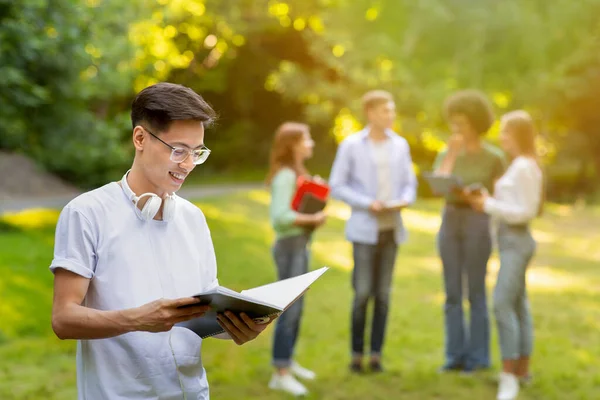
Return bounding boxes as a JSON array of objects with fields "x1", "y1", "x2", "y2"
[{"x1": 422, "y1": 173, "x2": 464, "y2": 195}]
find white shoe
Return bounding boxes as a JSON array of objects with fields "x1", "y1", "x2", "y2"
[
  {"x1": 269, "y1": 373, "x2": 308, "y2": 397},
  {"x1": 291, "y1": 361, "x2": 316, "y2": 380},
  {"x1": 497, "y1": 372, "x2": 520, "y2": 400}
]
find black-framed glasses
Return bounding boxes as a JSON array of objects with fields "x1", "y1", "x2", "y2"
[{"x1": 143, "y1": 126, "x2": 211, "y2": 165}]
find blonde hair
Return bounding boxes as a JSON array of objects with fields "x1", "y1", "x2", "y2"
[
  {"x1": 265, "y1": 122, "x2": 310, "y2": 185},
  {"x1": 362, "y1": 90, "x2": 394, "y2": 113},
  {"x1": 501, "y1": 110, "x2": 537, "y2": 157},
  {"x1": 500, "y1": 110, "x2": 545, "y2": 216}
]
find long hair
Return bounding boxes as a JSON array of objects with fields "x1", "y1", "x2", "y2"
[
  {"x1": 500, "y1": 110, "x2": 545, "y2": 216},
  {"x1": 265, "y1": 122, "x2": 310, "y2": 185}
]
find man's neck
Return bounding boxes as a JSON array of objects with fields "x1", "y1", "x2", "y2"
[
  {"x1": 127, "y1": 167, "x2": 163, "y2": 197},
  {"x1": 126, "y1": 166, "x2": 167, "y2": 219},
  {"x1": 368, "y1": 126, "x2": 387, "y2": 142}
]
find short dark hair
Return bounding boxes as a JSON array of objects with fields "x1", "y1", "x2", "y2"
[
  {"x1": 443, "y1": 89, "x2": 495, "y2": 135},
  {"x1": 131, "y1": 82, "x2": 217, "y2": 133},
  {"x1": 362, "y1": 90, "x2": 394, "y2": 113}
]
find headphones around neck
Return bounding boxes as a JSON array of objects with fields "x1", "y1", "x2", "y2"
[{"x1": 120, "y1": 170, "x2": 177, "y2": 222}]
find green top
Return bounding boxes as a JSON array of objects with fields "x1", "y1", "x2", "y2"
[
  {"x1": 270, "y1": 168, "x2": 304, "y2": 239},
  {"x1": 433, "y1": 142, "x2": 507, "y2": 203}
]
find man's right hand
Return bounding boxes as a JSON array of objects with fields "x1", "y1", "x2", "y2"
[
  {"x1": 369, "y1": 200, "x2": 384, "y2": 213},
  {"x1": 129, "y1": 297, "x2": 211, "y2": 333}
]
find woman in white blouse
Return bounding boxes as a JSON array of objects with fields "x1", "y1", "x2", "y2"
[{"x1": 465, "y1": 110, "x2": 543, "y2": 400}]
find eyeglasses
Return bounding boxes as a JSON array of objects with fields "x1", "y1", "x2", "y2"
[{"x1": 143, "y1": 126, "x2": 211, "y2": 165}]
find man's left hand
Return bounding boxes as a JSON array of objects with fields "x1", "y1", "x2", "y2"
[{"x1": 216, "y1": 311, "x2": 273, "y2": 345}]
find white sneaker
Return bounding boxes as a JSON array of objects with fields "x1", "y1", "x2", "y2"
[
  {"x1": 291, "y1": 361, "x2": 316, "y2": 380},
  {"x1": 269, "y1": 373, "x2": 308, "y2": 397},
  {"x1": 497, "y1": 372, "x2": 520, "y2": 400}
]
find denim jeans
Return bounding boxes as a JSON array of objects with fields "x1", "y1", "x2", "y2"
[
  {"x1": 494, "y1": 223, "x2": 535, "y2": 360},
  {"x1": 437, "y1": 204, "x2": 491, "y2": 369},
  {"x1": 351, "y1": 230, "x2": 398, "y2": 356},
  {"x1": 271, "y1": 234, "x2": 310, "y2": 368}
]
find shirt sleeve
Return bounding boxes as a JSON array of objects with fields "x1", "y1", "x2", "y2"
[
  {"x1": 484, "y1": 160, "x2": 541, "y2": 224},
  {"x1": 270, "y1": 169, "x2": 298, "y2": 230},
  {"x1": 200, "y1": 213, "x2": 219, "y2": 291},
  {"x1": 329, "y1": 139, "x2": 373, "y2": 209},
  {"x1": 399, "y1": 141, "x2": 418, "y2": 204},
  {"x1": 49, "y1": 205, "x2": 97, "y2": 279}
]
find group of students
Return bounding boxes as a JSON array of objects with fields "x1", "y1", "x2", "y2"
[
  {"x1": 266, "y1": 89, "x2": 543, "y2": 400},
  {"x1": 48, "y1": 82, "x2": 541, "y2": 400}
]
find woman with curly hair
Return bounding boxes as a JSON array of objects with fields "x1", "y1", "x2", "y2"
[{"x1": 434, "y1": 90, "x2": 507, "y2": 374}]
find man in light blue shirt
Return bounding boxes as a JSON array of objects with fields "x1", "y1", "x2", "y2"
[{"x1": 329, "y1": 90, "x2": 417, "y2": 373}]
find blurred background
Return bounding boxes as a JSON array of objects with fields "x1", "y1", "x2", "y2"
[{"x1": 2, "y1": 0, "x2": 600, "y2": 200}]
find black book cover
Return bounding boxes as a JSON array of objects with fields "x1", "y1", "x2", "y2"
[{"x1": 298, "y1": 193, "x2": 326, "y2": 214}]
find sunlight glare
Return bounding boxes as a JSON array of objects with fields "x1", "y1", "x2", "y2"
[{"x1": 402, "y1": 209, "x2": 441, "y2": 234}]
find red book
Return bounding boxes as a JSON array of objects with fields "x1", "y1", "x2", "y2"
[{"x1": 291, "y1": 176, "x2": 330, "y2": 211}]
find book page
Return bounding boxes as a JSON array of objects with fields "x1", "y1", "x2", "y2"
[
  {"x1": 240, "y1": 267, "x2": 328, "y2": 309},
  {"x1": 216, "y1": 286, "x2": 241, "y2": 297},
  {"x1": 383, "y1": 200, "x2": 408, "y2": 210},
  {"x1": 215, "y1": 287, "x2": 282, "y2": 310}
]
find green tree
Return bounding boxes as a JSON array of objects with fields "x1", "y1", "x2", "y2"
[{"x1": 0, "y1": 0, "x2": 140, "y2": 187}]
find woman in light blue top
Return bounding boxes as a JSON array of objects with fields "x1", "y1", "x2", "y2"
[
  {"x1": 466, "y1": 110, "x2": 543, "y2": 400},
  {"x1": 265, "y1": 122, "x2": 326, "y2": 397}
]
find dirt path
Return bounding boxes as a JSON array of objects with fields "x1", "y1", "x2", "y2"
[{"x1": 0, "y1": 183, "x2": 263, "y2": 214}]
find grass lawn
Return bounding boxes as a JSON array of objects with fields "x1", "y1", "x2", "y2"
[{"x1": 1, "y1": 191, "x2": 599, "y2": 399}]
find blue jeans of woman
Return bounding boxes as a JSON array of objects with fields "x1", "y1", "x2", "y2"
[
  {"x1": 494, "y1": 223, "x2": 535, "y2": 361},
  {"x1": 437, "y1": 204, "x2": 492, "y2": 370},
  {"x1": 271, "y1": 234, "x2": 309, "y2": 368}
]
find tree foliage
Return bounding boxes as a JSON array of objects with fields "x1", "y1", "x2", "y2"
[
  {"x1": 0, "y1": 0, "x2": 139, "y2": 186},
  {"x1": 1, "y1": 0, "x2": 599, "y2": 198}
]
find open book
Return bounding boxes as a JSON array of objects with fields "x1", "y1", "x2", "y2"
[{"x1": 176, "y1": 267, "x2": 329, "y2": 338}]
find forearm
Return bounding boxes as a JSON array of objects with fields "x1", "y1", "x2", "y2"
[
  {"x1": 293, "y1": 213, "x2": 318, "y2": 227},
  {"x1": 52, "y1": 303, "x2": 136, "y2": 340},
  {"x1": 484, "y1": 198, "x2": 536, "y2": 225},
  {"x1": 331, "y1": 186, "x2": 373, "y2": 209},
  {"x1": 435, "y1": 152, "x2": 458, "y2": 175},
  {"x1": 273, "y1": 211, "x2": 314, "y2": 229}
]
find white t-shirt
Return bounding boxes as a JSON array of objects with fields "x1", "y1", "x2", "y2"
[
  {"x1": 367, "y1": 138, "x2": 396, "y2": 231},
  {"x1": 50, "y1": 181, "x2": 219, "y2": 400}
]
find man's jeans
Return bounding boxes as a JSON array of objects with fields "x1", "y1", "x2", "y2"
[
  {"x1": 351, "y1": 230, "x2": 398, "y2": 356},
  {"x1": 272, "y1": 234, "x2": 309, "y2": 368},
  {"x1": 437, "y1": 204, "x2": 491, "y2": 369}
]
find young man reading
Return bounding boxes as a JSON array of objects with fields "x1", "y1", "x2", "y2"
[
  {"x1": 50, "y1": 82, "x2": 272, "y2": 399},
  {"x1": 329, "y1": 90, "x2": 417, "y2": 373}
]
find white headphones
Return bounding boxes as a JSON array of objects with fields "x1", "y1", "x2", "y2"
[{"x1": 120, "y1": 170, "x2": 177, "y2": 222}]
